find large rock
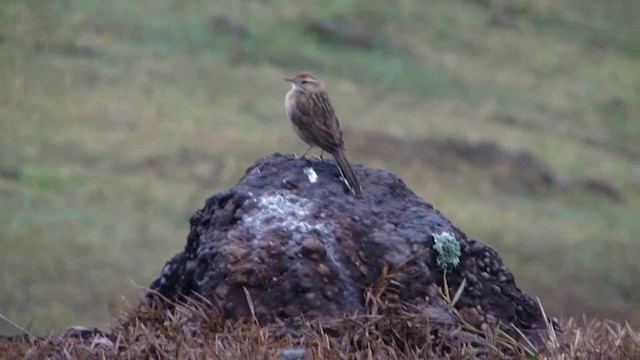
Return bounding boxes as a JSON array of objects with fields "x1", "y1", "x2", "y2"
[{"x1": 149, "y1": 153, "x2": 552, "y2": 335}]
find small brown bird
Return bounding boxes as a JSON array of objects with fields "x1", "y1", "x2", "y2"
[{"x1": 285, "y1": 71, "x2": 363, "y2": 196}]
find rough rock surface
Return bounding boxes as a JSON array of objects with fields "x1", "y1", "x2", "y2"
[{"x1": 149, "y1": 153, "x2": 551, "y2": 335}]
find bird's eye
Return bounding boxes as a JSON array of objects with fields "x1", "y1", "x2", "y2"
[{"x1": 301, "y1": 80, "x2": 308, "y2": 84}]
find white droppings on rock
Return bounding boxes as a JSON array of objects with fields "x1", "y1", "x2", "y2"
[
  {"x1": 303, "y1": 167, "x2": 318, "y2": 183},
  {"x1": 240, "y1": 191, "x2": 360, "y2": 304},
  {"x1": 242, "y1": 191, "x2": 325, "y2": 244}
]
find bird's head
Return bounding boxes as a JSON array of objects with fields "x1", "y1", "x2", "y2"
[{"x1": 285, "y1": 71, "x2": 324, "y2": 92}]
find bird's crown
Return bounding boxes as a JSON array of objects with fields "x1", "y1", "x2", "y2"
[{"x1": 293, "y1": 71, "x2": 315, "y2": 80}]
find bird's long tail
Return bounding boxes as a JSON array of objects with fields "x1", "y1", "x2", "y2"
[{"x1": 332, "y1": 149, "x2": 363, "y2": 196}]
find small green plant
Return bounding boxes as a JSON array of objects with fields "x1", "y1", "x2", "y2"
[{"x1": 433, "y1": 232, "x2": 461, "y2": 270}]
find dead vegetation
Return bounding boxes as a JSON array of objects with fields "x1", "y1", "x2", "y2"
[
  {"x1": 2, "y1": 300, "x2": 639, "y2": 359},
  {"x1": 2, "y1": 273, "x2": 639, "y2": 359}
]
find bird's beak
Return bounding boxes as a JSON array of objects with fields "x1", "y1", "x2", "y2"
[{"x1": 284, "y1": 77, "x2": 294, "y2": 83}]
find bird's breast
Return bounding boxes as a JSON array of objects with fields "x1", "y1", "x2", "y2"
[{"x1": 285, "y1": 89, "x2": 297, "y2": 118}]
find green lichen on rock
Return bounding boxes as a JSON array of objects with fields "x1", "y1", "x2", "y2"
[{"x1": 433, "y1": 232, "x2": 461, "y2": 270}]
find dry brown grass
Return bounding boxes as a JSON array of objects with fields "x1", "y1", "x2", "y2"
[
  {"x1": 2, "y1": 301, "x2": 639, "y2": 359},
  {"x1": 2, "y1": 283, "x2": 639, "y2": 359}
]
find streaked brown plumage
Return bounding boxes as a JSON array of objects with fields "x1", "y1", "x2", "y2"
[{"x1": 284, "y1": 71, "x2": 363, "y2": 196}]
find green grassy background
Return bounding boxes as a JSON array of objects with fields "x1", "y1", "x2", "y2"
[{"x1": 1, "y1": 0, "x2": 638, "y2": 335}]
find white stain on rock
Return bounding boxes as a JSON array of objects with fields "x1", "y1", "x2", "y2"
[
  {"x1": 241, "y1": 191, "x2": 359, "y2": 303},
  {"x1": 303, "y1": 167, "x2": 318, "y2": 183}
]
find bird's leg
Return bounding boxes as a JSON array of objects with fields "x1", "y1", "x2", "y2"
[
  {"x1": 319, "y1": 150, "x2": 324, "y2": 160},
  {"x1": 300, "y1": 145, "x2": 314, "y2": 158}
]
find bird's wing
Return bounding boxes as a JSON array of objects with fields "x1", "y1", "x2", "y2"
[{"x1": 308, "y1": 91, "x2": 344, "y2": 152}]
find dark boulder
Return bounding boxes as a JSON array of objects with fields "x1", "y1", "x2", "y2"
[{"x1": 149, "y1": 153, "x2": 553, "y2": 338}]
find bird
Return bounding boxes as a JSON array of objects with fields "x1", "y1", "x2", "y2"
[{"x1": 284, "y1": 71, "x2": 363, "y2": 196}]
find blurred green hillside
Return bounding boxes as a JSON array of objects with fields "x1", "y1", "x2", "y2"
[{"x1": 0, "y1": 0, "x2": 638, "y2": 335}]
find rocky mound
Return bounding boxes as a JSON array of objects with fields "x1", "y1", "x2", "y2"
[{"x1": 149, "y1": 153, "x2": 555, "y2": 340}]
